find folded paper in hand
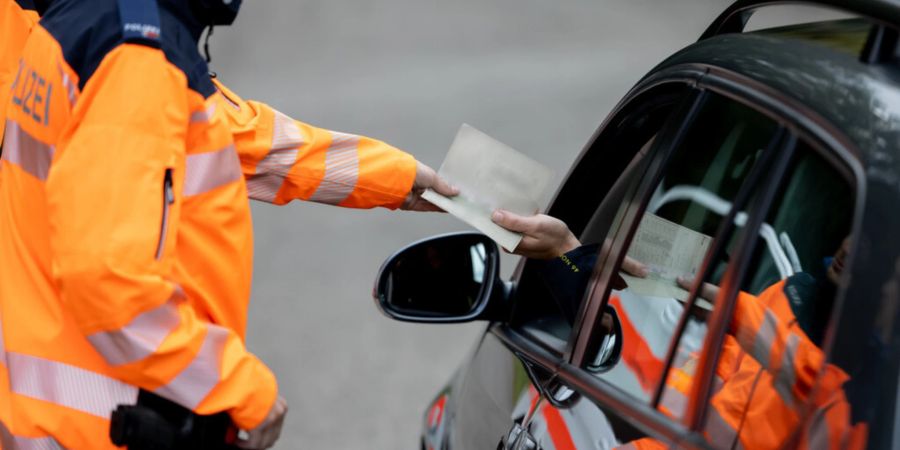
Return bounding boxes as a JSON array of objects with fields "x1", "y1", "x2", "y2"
[
  {"x1": 422, "y1": 124, "x2": 555, "y2": 251},
  {"x1": 619, "y1": 213, "x2": 715, "y2": 310}
]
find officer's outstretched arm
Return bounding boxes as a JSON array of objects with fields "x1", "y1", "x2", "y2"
[
  {"x1": 213, "y1": 79, "x2": 422, "y2": 209},
  {"x1": 46, "y1": 44, "x2": 276, "y2": 431}
]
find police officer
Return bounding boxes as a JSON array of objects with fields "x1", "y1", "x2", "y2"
[{"x1": 0, "y1": 0, "x2": 454, "y2": 449}]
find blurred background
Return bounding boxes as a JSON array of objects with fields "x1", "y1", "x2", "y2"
[{"x1": 211, "y1": 1, "x2": 732, "y2": 448}]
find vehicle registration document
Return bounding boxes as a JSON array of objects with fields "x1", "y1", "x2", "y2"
[
  {"x1": 421, "y1": 124, "x2": 555, "y2": 251},
  {"x1": 620, "y1": 213, "x2": 714, "y2": 309}
]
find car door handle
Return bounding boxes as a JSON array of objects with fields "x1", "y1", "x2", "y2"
[{"x1": 498, "y1": 423, "x2": 541, "y2": 450}]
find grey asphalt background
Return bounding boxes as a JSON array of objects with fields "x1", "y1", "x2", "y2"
[{"x1": 207, "y1": 1, "x2": 813, "y2": 448}]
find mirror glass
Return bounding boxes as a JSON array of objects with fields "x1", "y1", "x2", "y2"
[
  {"x1": 381, "y1": 234, "x2": 493, "y2": 318},
  {"x1": 586, "y1": 307, "x2": 622, "y2": 374}
]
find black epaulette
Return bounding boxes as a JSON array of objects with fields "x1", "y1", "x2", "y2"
[
  {"x1": 117, "y1": 0, "x2": 161, "y2": 48},
  {"x1": 15, "y1": 0, "x2": 37, "y2": 11}
]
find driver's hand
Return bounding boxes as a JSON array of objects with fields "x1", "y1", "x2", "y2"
[
  {"x1": 237, "y1": 396, "x2": 288, "y2": 450},
  {"x1": 676, "y1": 275, "x2": 720, "y2": 302},
  {"x1": 401, "y1": 161, "x2": 459, "y2": 211},
  {"x1": 491, "y1": 210, "x2": 649, "y2": 280},
  {"x1": 491, "y1": 210, "x2": 580, "y2": 259}
]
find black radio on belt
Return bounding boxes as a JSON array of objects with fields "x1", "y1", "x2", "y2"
[{"x1": 110, "y1": 390, "x2": 238, "y2": 450}]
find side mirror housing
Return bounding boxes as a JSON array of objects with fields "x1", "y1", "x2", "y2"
[{"x1": 373, "y1": 232, "x2": 504, "y2": 323}]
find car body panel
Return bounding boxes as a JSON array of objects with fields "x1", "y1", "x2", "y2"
[{"x1": 449, "y1": 332, "x2": 534, "y2": 449}]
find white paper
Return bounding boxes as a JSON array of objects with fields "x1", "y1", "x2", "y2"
[
  {"x1": 618, "y1": 275, "x2": 714, "y2": 311},
  {"x1": 422, "y1": 124, "x2": 555, "y2": 251},
  {"x1": 621, "y1": 213, "x2": 714, "y2": 310}
]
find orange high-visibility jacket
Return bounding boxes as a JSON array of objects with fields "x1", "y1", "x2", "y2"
[
  {"x1": 0, "y1": 1, "x2": 416, "y2": 448},
  {"x1": 0, "y1": 0, "x2": 38, "y2": 146},
  {"x1": 718, "y1": 281, "x2": 867, "y2": 450},
  {"x1": 621, "y1": 279, "x2": 865, "y2": 450}
]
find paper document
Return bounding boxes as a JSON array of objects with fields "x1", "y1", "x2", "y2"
[
  {"x1": 620, "y1": 213, "x2": 714, "y2": 310},
  {"x1": 422, "y1": 124, "x2": 555, "y2": 251}
]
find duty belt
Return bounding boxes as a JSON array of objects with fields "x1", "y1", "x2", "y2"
[{"x1": 110, "y1": 390, "x2": 238, "y2": 450}]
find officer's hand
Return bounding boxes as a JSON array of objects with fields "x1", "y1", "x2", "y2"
[
  {"x1": 401, "y1": 161, "x2": 458, "y2": 211},
  {"x1": 491, "y1": 210, "x2": 580, "y2": 259},
  {"x1": 237, "y1": 396, "x2": 288, "y2": 450}
]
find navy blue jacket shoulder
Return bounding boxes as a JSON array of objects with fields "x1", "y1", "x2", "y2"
[{"x1": 38, "y1": 0, "x2": 215, "y2": 97}]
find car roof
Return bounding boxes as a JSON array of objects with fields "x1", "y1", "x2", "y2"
[{"x1": 655, "y1": 31, "x2": 900, "y2": 181}]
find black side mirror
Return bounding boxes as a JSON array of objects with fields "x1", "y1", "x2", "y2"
[{"x1": 373, "y1": 232, "x2": 501, "y2": 323}]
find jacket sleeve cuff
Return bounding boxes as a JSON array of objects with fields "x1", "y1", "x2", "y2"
[
  {"x1": 381, "y1": 151, "x2": 417, "y2": 210},
  {"x1": 229, "y1": 362, "x2": 278, "y2": 430}
]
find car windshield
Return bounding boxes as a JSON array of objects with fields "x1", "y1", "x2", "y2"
[{"x1": 753, "y1": 18, "x2": 871, "y2": 56}]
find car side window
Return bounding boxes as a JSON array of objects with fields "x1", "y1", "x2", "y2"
[
  {"x1": 580, "y1": 92, "x2": 779, "y2": 404},
  {"x1": 681, "y1": 140, "x2": 858, "y2": 449},
  {"x1": 510, "y1": 83, "x2": 692, "y2": 350}
]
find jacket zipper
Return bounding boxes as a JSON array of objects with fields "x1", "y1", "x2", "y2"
[{"x1": 156, "y1": 169, "x2": 174, "y2": 260}]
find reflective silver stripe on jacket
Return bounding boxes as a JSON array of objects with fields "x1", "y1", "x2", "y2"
[
  {"x1": 704, "y1": 406, "x2": 743, "y2": 450},
  {"x1": 752, "y1": 309, "x2": 779, "y2": 370},
  {"x1": 773, "y1": 332, "x2": 800, "y2": 408},
  {"x1": 307, "y1": 131, "x2": 359, "y2": 205},
  {"x1": 87, "y1": 301, "x2": 181, "y2": 366},
  {"x1": 190, "y1": 103, "x2": 217, "y2": 123},
  {"x1": 805, "y1": 400, "x2": 834, "y2": 449},
  {"x1": 154, "y1": 324, "x2": 229, "y2": 409},
  {"x1": 246, "y1": 110, "x2": 303, "y2": 202},
  {"x1": 8, "y1": 352, "x2": 138, "y2": 419},
  {"x1": 658, "y1": 374, "x2": 725, "y2": 420},
  {"x1": 1, "y1": 120, "x2": 55, "y2": 181},
  {"x1": 0, "y1": 420, "x2": 63, "y2": 450},
  {"x1": 183, "y1": 145, "x2": 242, "y2": 197},
  {"x1": 659, "y1": 387, "x2": 687, "y2": 418}
]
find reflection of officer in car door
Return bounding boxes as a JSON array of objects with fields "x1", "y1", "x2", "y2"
[
  {"x1": 657, "y1": 237, "x2": 866, "y2": 450},
  {"x1": 491, "y1": 211, "x2": 866, "y2": 450}
]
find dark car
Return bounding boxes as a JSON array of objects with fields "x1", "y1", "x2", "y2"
[{"x1": 373, "y1": 1, "x2": 900, "y2": 449}]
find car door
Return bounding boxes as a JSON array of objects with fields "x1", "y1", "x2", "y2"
[
  {"x1": 513, "y1": 85, "x2": 787, "y2": 449},
  {"x1": 447, "y1": 76, "x2": 699, "y2": 449},
  {"x1": 515, "y1": 71, "x2": 864, "y2": 449}
]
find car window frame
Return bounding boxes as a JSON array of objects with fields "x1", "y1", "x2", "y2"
[
  {"x1": 553, "y1": 86, "x2": 789, "y2": 444},
  {"x1": 484, "y1": 73, "x2": 708, "y2": 444},
  {"x1": 493, "y1": 78, "x2": 713, "y2": 445},
  {"x1": 504, "y1": 75, "x2": 705, "y2": 357},
  {"x1": 686, "y1": 69, "x2": 866, "y2": 435},
  {"x1": 551, "y1": 64, "x2": 866, "y2": 448}
]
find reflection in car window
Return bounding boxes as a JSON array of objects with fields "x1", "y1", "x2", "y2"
[
  {"x1": 511, "y1": 83, "x2": 692, "y2": 350},
  {"x1": 584, "y1": 93, "x2": 778, "y2": 406},
  {"x1": 680, "y1": 141, "x2": 863, "y2": 450}
]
